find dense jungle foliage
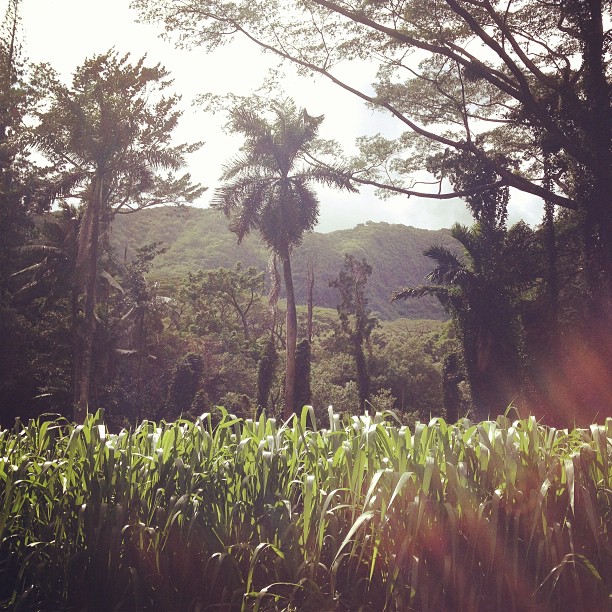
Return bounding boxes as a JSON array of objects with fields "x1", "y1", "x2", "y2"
[
  {"x1": 1, "y1": 0, "x2": 611, "y2": 442},
  {"x1": 0, "y1": 0, "x2": 612, "y2": 425}
]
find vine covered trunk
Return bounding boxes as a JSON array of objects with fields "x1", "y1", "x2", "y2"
[{"x1": 281, "y1": 252, "x2": 297, "y2": 419}]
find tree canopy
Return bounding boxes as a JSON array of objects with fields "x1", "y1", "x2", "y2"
[
  {"x1": 394, "y1": 219, "x2": 531, "y2": 419},
  {"x1": 29, "y1": 50, "x2": 205, "y2": 421},
  {"x1": 134, "y1": 0, "x2": 611, "y2": 323},
  {"x1": 30, "y1": 51, "x2": 204, "y2": 216}
]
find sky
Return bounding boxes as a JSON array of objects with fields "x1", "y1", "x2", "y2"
[{"x1": 7, "y1": 0, "x2": 544, "y2": 232}]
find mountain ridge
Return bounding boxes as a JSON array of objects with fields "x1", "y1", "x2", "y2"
[{"x1": 110, "y1": 206, "x2": 459, "y2": 320}]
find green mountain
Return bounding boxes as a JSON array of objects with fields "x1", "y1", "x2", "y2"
[{"x1": 110, "y1": 206, "x2": 459, "y2": 320}]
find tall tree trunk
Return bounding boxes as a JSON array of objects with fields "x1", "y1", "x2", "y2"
[
  {"x1": 579, "y1": 0, "x2": 612, "y2": 328},
  {"x1": 74, "y1": 176, "x2": 102, "y2": 423},
  {"x1": 307, "y1": 256, "x2": 314, "y2": 345},
  {"x1": 237, "y1": 305, "x2": 251, "y2": 341},
  {"x1": 294, "y1": 339, "x2": 312, "y2": 414},
  {"x1": 258, "y1": 254, "x2": 281, "y2": 416},
  {"x1": 544, "y1": 203, "x2": 558, "y2": 322},
  {"x1": 281, "y1": 252, "x2": 297, "y2": 419},
  {"x1": 542, "y1": 154, "x2": 559, "y2": 330},
  {"x1": 136, "y1": 307, "x2": 145, "y2": 423}
]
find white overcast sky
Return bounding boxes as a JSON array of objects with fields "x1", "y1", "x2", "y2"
[{"x1": 7, "y1": 0, "x2": 544, "y2": 232}]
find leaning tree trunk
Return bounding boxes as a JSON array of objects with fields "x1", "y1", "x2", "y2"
[
  {"x1": 281, "y1": 252, "x2": 297, "y2": 419},
  {"x1": 74, "y1": 176, "x2": 103, "y2": 424}
]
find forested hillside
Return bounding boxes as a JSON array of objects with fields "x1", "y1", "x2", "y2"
[{"x1": 110, "y1": 206, "x2": 457, "y2": 320}]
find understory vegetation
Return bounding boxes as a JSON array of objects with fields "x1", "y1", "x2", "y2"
[
  {"x1": 2, "y1": 0, "x2": 611, "y2": 430},
  {"x1": 1, "y1": 409, "x2": 610, "y2": 610}
]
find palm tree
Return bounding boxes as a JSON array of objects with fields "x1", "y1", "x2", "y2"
[
  {"x1": 214, "y1": 100, "x2": 355, "y2": 418},
  {"x1": 394, "y1": 222, "x2": 530, "y2": 420},
  {"x1": 11, "y1": 204, "x2": 79, "y2": 311}
]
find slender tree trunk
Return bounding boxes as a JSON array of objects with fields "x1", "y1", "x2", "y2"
[
  {"x1": 74, "y1": 176, "x2": 102, "y2": 423},
  {"x1": 237, "y1": 306, "x2": 251, "y2": 341},
  {"x1": 71, "y1": 279, "x2": 81, "y2": 407},
  {"x1": 294, "y1": 339, "x2": 312, "y2": 414},
  {"x1": 307, "y1": 257, "x2": 314, "y2": 345},
  {"x1": 281, "y1": 253, "x2": 297, "y2": 419},
  {"x1": 136, "y1": 307, "x2": 145, "y2": 423},
  {"x1": 354, "y1": 332, "x2": 369, "y2": 412},
  {"x1": 542, "y1": 154, "x2": 559, "y2": 330}
]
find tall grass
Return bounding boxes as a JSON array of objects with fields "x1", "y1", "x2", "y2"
[{"x1": 0, "y1": 408, "x2": 610, "y2": 610}]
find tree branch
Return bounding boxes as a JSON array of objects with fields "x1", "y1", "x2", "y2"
[
  {"x1": 312, "y1": 0, "x2": 586, "y2": 163},
  {"x1": 351, "y1": 173, "x2": 505, "y2": 199}
]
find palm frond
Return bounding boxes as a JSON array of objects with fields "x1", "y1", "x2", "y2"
[
  {"x1": 422, "y1": 243, "x2": 459, "y2": 263},
  {"x1": 230, "y1": 107, "x2": 271, "y2": 138},
  {"x1": 100, "y1": 270, "x2": 124, "y2": 293},
  {"x1": 422, "y1": 244, "x2": 468, "y2": 285},
  {"x1": 142, "y1": 147, "x2": 183, "y2": 171},
  {"x1": 450, "y1": 223, "x2": 479, "y2": 258},
  {"x1": 294, "y1": 164, "x2": 357, "y2": 192},
  {"x1": 38, "y1": 170, "x2": 88, "y2": 207},
  {"x1": 12, "y1": 244, "x2": 65, "y2": 258},
  {"x1": 219, "y1": 154, "x2": 276, "y2": 182},
  {"x1": 287, "y1": 180, "x2": 320, "y2": 236},
  {"x1": 392, "y1": 284, "x2": 453, "y2": 301},
  {"x1": 10, "y1": 261, "x2": 45, "y2": 279},
  {"x1": 427, "y1": 266, "x2": 474, "y2": 286},
  {"x1": 216, "y1": 178, "x2": 276, "y2": 243},
  {"x1": 213, "y1": 175, "x2": 273, "y2": 216}
]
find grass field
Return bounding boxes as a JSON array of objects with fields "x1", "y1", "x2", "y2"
[{"x1": 0, "y1": 408, "x2": 610, "y2": 610}]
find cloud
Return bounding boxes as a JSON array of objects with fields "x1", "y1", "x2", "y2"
[{"x1": 314, "y1": 186, "x2": 473, "y2": 232}]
